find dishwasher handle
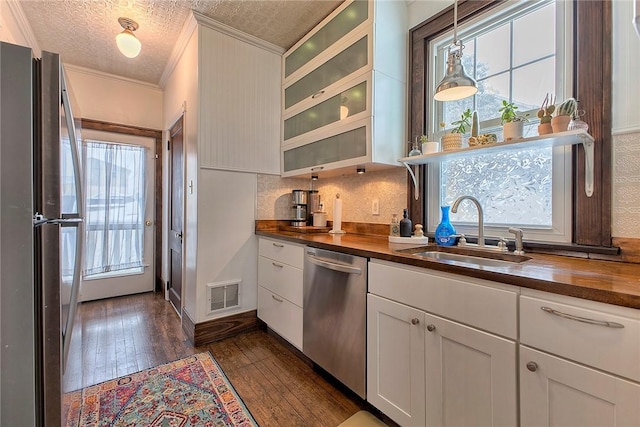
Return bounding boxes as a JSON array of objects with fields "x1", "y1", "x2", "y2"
[{"x1": 306, "y1": 253, "x2": 362, "y2": 275}]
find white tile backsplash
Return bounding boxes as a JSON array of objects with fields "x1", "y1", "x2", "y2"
[
  {"x1": 612, "y1": 131, "x2": 640, "y2": 238},
  {"x1": 256, "y1": 167, "x2": 408, "y2": 224}
]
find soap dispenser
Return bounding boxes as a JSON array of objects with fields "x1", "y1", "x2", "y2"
[
  {"x1": 400, "y1": 208, "x2": 412, "y2": 237},
  {"x1": 435, "y1": 205, "x2": 457, "y2": 246}
]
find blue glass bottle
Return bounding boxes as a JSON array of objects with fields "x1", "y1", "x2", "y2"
[{"x1": 435, "y1": 206, "x2": 457, "y2": 246}]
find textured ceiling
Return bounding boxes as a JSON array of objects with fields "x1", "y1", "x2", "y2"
[{"x1": 19, "y1": 0, "x2": 342, "y2": 85}]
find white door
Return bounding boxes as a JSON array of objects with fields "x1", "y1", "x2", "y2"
[
  {"x1": 367, "y1": 294, "x2": 426, "y2": 427},
  {"x1": 424, "y1": 312, "x2": 517, "y2": 427},
  {"x1": 521, "y1": 346, "x2": 640, "y2": 427},
  {"x1": 79, "y1": 129, "x2": 155, "y2": 301}
]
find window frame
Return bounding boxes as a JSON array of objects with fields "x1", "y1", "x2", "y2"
[{"x1": 408, "y1": 0, "x2": 612, "y2": 249}]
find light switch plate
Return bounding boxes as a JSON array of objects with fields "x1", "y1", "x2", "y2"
[{"x1": 372, "y1": 199, "x2": 380, "y2": 215}]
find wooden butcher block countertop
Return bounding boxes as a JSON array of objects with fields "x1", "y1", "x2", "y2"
[{"x1": 256, "y1": 225, "x2": 640, "y2": 310}]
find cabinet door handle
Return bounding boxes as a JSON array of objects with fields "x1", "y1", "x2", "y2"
[
  {"x1": 311, "y1": 90, "x2": 325, "y2": 99},
  {"x1": 311, "y1": 166, "x2": 324, "y2": 172},
  {"x1": 272, "y1": 295, "x2": 284, "y2": 303},
  {"x1": 272, "y1": 262, "x2": 284, "y2": 268},
  {"x1": 411, "y1": 318, "x2": 420, "y2": 325},
  {"x1": 426, "y1": 324, "x2": 436, "y2": 332},
  {"x1": 540, "y1": 306, "x2": 625, "y2": 328},
  {"x1": 526, "y1": 361, "x2": 538, "y2": 372},
  {"x1": 272, "y1": 243, "x2": 285, "y2": 248}
]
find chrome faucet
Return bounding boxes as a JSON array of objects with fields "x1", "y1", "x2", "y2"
[{"x1": 451, "y1": 195, "x2": 485, "y2": 247}]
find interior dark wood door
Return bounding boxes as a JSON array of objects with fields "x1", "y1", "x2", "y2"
[{"x1": 168, "y1": 116, "x2": 184, "y2": 314}]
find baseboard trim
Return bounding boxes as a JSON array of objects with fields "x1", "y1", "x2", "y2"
[{"x1": 183, "y1": 310, "x2": 260, "y2": 346}]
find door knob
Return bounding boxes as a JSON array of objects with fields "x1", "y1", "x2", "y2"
[
  {"x1": 145, "y1": 219, "x2": 153, "y2": 226},
  {"x1": 426, "y1": 324, "x2": 436, "y2": 332},
  {"x1": 526, "y1": 361, "x2": 538, "y2": 372},
  {"x1": 411, "y1": 318, "x2": 420, "y2": 325}
]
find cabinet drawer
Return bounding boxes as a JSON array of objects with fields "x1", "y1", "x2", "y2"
[
  {"x1": 258, "y1": 286, "x2": 303, "y2": 350},
  {"x1": 258, "y1": 238, "x2": 304, "y2": 268},
  {"x1": 520, "y1": 294, "x2": 640, "y2": 382},
  {"x1": 258, "y1": 256, "x2": 303, "y2": 307},
  {"x1": 369, "y1": 260, "x2": 518, "y2": 339}
]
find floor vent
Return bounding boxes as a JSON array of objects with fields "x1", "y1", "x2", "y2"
[{"x1": 207, "y1": 280, "x2": 240, "y2": 313}]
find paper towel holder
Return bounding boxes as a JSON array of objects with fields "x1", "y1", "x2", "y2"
[{"x1": 328, "y1": 193, "x2": 346, "y2": 235}]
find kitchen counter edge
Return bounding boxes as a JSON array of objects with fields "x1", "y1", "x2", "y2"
[{"x1": 256, "y1": 229, "x2": 640, "y2": 310}]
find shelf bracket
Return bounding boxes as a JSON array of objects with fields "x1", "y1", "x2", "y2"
[
  {"x1": 402, "y1": 162, "x2": 420, "y2": 200},
  {"x1": 579, "y1": 134, "x2": 594, "y2": 197}
]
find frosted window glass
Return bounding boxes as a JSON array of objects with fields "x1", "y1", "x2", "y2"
[{"x1": 441, "y1": 147, "x2": 553, "y2": 227}]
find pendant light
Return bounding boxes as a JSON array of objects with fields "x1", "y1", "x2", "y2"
[
  {"x1": 116, "y1": 17, "x2": 142, "y2": 59},
  {"x1": 434, "y1": 0, "x2": 477, "y2": 101}
]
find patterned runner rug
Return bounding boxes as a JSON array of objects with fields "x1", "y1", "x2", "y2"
[{"x1": 64, "y1": 352, "x2": 257, "y2": 426}]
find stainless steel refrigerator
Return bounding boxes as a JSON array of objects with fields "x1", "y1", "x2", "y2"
[{"x1": 0, "y1": 42, "x2": 84, "y2": 426}]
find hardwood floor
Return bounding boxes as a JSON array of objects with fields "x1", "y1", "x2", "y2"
[{"x1": 63, "y1": 291, "x2": 376, "y2": 426}]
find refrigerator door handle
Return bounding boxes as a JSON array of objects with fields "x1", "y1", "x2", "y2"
[{"x1": 60, "y1": 66, "x2": 84, "y2": 218}]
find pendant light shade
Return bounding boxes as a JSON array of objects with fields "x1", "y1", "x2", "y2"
[
  {"x1": 116, "y1": 17, "x2": 141, "y2": 58},
  {"x1": 434, "y1": 50, "x2": 478, "y2": 101},
  {"x1": 433, "y1": 0, "x2": 477, "y2": 102}
]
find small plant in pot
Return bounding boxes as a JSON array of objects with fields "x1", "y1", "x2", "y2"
[
  {"x1": 537, "y1": 93, "x2": 555, "y2": 136},
  {"x1": 441, "y1": 108, "x2": 472, "y2": 151},
  {"x1": 551, "y1": 97, "x2": 577, "y2": 133},
  {"x1": 499, "y1": 100, "x2": 528, "y2": 141}
]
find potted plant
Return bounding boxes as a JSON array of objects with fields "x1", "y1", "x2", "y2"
[
  {"x1": 441, "y1": 108, "x2": 472, "y2": 151},
  {"x1": 499, "y1": 100, "x2": 528, "y2": 141},
  {"x1": 537, "y1": 93, "x2": 555, "y2": 135},
  {"x1": 551, "y1": 97, "x2": 577, "y2": 133}
]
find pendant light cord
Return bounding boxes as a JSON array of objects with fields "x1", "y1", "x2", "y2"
[{"x1": 453, "y1": 0, "x2": 458, "y2": 46}]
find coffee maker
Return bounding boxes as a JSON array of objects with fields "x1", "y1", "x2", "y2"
[{"x1": 291, "y1": 190, "x2": 307, "y2": 226}]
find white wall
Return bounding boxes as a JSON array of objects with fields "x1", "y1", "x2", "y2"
[
  {"x1": 64, "y1": 66, "x2": 163, "y2": 130},
  {"x1": 612, "y1": 0, "x2": 640, "y2": 134},
  {"x1": 195, "y1": 169, "x2": 257, "y2": 321},
  {"x1": 0, "y1": 0, "x2": 40, "y2": 55}
]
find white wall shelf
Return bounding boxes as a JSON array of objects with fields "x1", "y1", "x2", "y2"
[{"x1": 399, "y1": 129, "x2": 595, "y2": 200}]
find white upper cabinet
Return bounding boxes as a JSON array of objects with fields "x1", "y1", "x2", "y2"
[
  {"x1": 281, "y1": 0, "x2": 407, "y2": 177},
  {"x1": 195, "y1": 13, "x2": 283, "y2": 175}
]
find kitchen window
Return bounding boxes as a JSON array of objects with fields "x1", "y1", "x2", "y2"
[
  {"x1": 426, "y1": 0, "x2": 571, "y2": 243},
  {"x1": 410, "y1": 0, "x2": 612, "y2": 248}
]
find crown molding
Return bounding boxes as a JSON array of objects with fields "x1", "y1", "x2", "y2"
[
  {"x1": 192, "y1": 11, "x2": 285, "y2": 56},
  {"x1": 159, "y1": 12, "x2": 198, "y2": 89},
  {"x1": 6, "y1": 0, "x2": 41, "y2": 57},
  {"x1": 64, "y1": 63, "x2": 162, "y2": 91}
]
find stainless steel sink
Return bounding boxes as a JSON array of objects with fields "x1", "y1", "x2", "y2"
[
  {"x1": 413, "y1": 251, "x2": 517, "y2": 267},
  {"x1": 397, "y1": 245, "x2": 531, "y2": 267}
]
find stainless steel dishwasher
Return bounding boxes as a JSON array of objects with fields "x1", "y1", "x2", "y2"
[{"x1": 303, "y1": 247, "x2": 367, "y2": 398}]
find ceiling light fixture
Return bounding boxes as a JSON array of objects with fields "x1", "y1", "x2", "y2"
[
  {"x1": 116, "y1": 17, "x2": 142, "y2": 59},
  {"x1": 434, "y1": 0, "x2": 477, "y2": 101}
]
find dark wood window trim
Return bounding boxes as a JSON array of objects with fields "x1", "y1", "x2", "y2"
[
  {"x1": 408, "y1": 0, "x2": 612, "y2": 248},
  {"x1": 80, "y1": 118, "x2": 165, "y2": 291}
]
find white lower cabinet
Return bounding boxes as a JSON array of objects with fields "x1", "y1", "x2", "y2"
[
  {"x1": 519, "y1": 289, "x2": 640, "y2": 427},
  {"x1": 367, "y1": 261, "x2": 518, "y2": 427},
  {"x1": 520, "y1": 346, "x2": 640, "y2": 426},
  {"x1": 367, "y1": 294, "x2": 426, "y2": 427},
  {"x1": 257, "y1": 238, "x2": 304, "y2": 349},
  {"x1": 424, "y1": 312, "x2": 516, "y2": 427}
]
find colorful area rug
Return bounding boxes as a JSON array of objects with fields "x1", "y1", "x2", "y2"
[{"x1": 64, "y1": 352, "x2": 257, "y2": 426}]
